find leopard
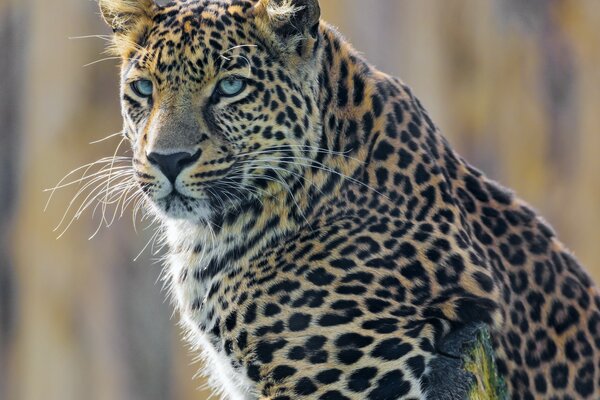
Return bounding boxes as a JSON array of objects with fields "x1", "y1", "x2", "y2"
[{"x1": 95, "y1": 0, "x2": 600, "y2": 398}]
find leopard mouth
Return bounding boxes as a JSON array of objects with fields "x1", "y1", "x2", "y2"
[
  {"x1": 161, "y1": 191, "x2": 196, "y2": 206},
  {"x1": 145, "y1": 171, "x2": 262, "y2": 221},
  {"x1": 153, "y1": 191, "x2": 212, "y2": 220}
]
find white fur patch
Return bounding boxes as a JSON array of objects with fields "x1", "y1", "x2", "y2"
[
  {"x1": 165, "y1": 220, "x2": 258, "y2": 399},
  {"x1": 181, "y1": 313, "x2": 256, "y2": 400}
]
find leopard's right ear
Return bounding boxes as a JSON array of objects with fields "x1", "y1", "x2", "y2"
[{"x1": 99, "y1": 0, "x2": 155, "y2": 34}]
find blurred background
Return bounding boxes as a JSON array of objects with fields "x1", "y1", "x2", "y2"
[{"x1": 1, "y1": 0, "x2": 599, "y2": 399}]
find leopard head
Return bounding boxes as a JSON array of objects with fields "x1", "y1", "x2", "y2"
[{"x1": 99, "y1": 0, "x2": 323, "y2": 221}]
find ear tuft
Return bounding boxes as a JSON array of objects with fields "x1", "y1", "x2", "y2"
[
  {"x1": 258, "y1": 0, "x2": 320, "y2": 39},
  {"x1": 99, "y1": 0, "x2": 155, "y2": 33}
]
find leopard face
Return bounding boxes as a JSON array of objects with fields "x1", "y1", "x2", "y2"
[{"x1": 109, "y1": 0, "x2": 322, "y2": 221}]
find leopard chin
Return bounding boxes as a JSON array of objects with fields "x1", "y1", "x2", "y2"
[{"x1": 152, "y1": 193, "x2": 213, "y2": 222}]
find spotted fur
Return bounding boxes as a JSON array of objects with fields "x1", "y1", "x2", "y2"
[{"x1": 97, "y1": 0, "x2": 600, "y2": 398}]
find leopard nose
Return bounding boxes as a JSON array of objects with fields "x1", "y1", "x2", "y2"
[{"x1": 147, "y1": 150, "x2": 201, "y2": 183}]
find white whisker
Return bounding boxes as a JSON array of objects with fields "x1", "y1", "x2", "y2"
[
  {"x1": 90, "y1": 131, "x2": 124, "y2": 145},
  {"x1": 83, "y1": 57, "x2": 122, "y2": 68}
]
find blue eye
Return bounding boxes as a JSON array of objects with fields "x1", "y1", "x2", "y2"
[
  {"x1": 131, "y1": 79, "x2": 153, "y2": 98},
  {"x1": 217, "y1": 77, "x2": 246, "y2": 97}
]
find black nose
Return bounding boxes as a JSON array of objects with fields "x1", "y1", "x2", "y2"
[{"x1": 147, "y1": 150, "x2": 201, "y2": 183}]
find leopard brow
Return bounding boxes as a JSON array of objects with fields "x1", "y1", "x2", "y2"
[{"x1": 217, "y1": 44, "x2": 258, "y2": 74}]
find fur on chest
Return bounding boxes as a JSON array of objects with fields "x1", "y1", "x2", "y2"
[{"x1": 168, "y1": 250, "x2": 258, "y2": 400}]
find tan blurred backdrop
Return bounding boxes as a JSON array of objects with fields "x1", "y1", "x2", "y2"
[{"x1": 0, "y1": 1, "x2": 599, "y2": 399}]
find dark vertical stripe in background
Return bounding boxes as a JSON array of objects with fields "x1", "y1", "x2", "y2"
[{"x1": 0, "y1": 3, "x2": 23, "y2": 398}]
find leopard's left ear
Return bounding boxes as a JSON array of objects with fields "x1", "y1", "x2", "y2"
[
  {"x1": 99, "y1": 0, "x2": 156, "y2": 57},
  {"x1": 254, "y1": 0, "x2": 321, "y2": 41},
  {"x1": 99, "y1": 0, "x2": 155, "y2": 34}
]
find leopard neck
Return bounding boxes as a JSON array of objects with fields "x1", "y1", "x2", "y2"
[{"x1": 311, "y1": 23, "x2": 472, "y2": 229}]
